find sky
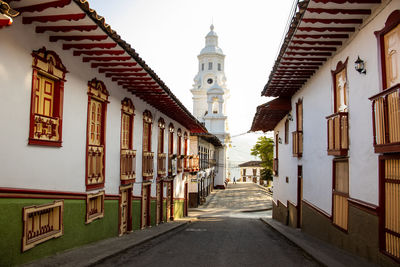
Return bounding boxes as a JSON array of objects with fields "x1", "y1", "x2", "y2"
[{"x1": 89, "y1": 0, "x2": 294, "y2": 175}]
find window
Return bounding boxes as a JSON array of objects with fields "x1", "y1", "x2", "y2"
[
  {"x1": 29, "y1": 47, "x2": 68, "y2": 147},
  {"x1": 212, "y1": 97, "x2": 219, "y2": 114},
  {"x1": 218, "y1": 63, "x2": 221, "y2": 71},
  {"x1": 157, "y1": 118, "x2": 166, "y2": 176},
  {"x1": 142, "y1": 110, "x2": 154, "y2": 179},
  {"x1": 292, "y1": 99, "x2": 303, "y2": 157},
  {"x1": 332, "y1": 159, "x2": 349, "y2": 230},
  {"x1": 331, "y1": 59, "x2": 348, "y2": 113},
  {"x1": 86, "y1": 79, "x2": 109, "y2": 191},
  {"x1": 22, "y1": 200, "x2": 63, "y2": 252},
  {"x1": 120, "y1": 98, "x2": 136, "y2": 184},
  {"x1": 86, "y1": 190, "x2": 105, "y2": 224},
  {"x1": 177, "y1": 129, "x2": 182, "y2": 172},
  {"x1": 201, "y1": 63, "x2": 204, "y2": 71},
  {"x1": 184, "y1": 132, "x2": 188, "y2": 155},
  {"x1": 168, "y1": 123, "x2": 174, "y2": 176},
  {"x1": 285, "y1": 119, "x2": 289, "y2": 144},
  {"x1": 208, "y1": 62, "x2": 213, "y2": 70},
  {"x1": 243, "y1": 169, "x2": 246, "y2": 176}
]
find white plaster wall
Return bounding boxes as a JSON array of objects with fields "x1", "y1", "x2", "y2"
[
  {"x1": 0, "y1": 18, "x2": 190, "y2": 198},
  {"x1": 272, "y1": 2, "x2": 400, "y2": 213}
]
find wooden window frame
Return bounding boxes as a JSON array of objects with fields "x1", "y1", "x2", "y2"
[
  {"x1": 157, "y1": 118, "x2": 166, "y2": 177},
  {"x1": 332, "y1": 158, "x2": 349, "y2": 232},
  {"x1": 168, "y1": 123, "x2": 174, "y2": 176},
  {"x1": 142, "y1": 110, "x2": 154, "y2": 180},
  {"x1": 120, "y1": 98, "x2": 136, "y2": 185},
  {"x1": 331, "y1": 59, "x2": 349, "y2": 113},
  {"x1": 374, "y1": 10, "x2": 400, "y2": 91},
  {"x1": 29, "y1": 47, "x2": 68, "y2": 147},
  {"x1": 85, "y1": 79, "x2": 109, "y2": 191},
  {"x1": 85, "y1": 190, "x2": 105, "y2": 224},
  {"x1": 293, "y1": 99, "x2": 303, "y2": 157},
  {"x1": 284, "y1": 119, "x2": 289, "y2": 144},
  {"x1": 22, "y1": 200, "x2": 64, "y2": 252}
]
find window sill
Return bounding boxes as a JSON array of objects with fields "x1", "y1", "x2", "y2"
[{"x1": 28, "y1": 138, "x2": 62, "y2": 147}]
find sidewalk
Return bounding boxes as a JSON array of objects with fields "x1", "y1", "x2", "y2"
[
  {"x1": 260, "y1": 217, "x2": 378, "y2": 267},
  {"x1": 22, "y1": 220, "x2": 190, "y2": 267}
]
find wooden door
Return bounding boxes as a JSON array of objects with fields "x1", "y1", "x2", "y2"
[
  {"x1": 166, "y1": 182, "x2": 171, "y2": 222},
  {"x1": 119, "y1": 185, "x2": 132, "y2": 236},
  {"x1": 156, "y1": 182, "x2": 161, "y2": 224},
  {"x1": 297, "y1": 166, "x2": 303, "y2": 228},
  {"x1": 141, "y1": 184, "x2": 150, "y2": 229},
  {"x1": 146, "y1": 185, "x2": 151, "y2": 227},
  {"x1": 184, "y1": 183, "x2": 188, "y2": 217}
]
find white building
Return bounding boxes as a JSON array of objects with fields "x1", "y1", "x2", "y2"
[
  {"x1": 191, "y1": 25, "x2": 230, "y2": 188},
  {"x1": 0, "y1": 1, "x2": 211, "y2": 265},
  {"x1": 238, "y1": 161, "x2": 263, "y2": 184},
  {"x1": 251, "y1": 0, "x2": 400, "y2": 265}
]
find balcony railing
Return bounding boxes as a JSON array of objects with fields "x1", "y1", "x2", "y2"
[
  {"x1": 273, "y1": 158, "x2": 278, "y2": 176},
  {"x1": 142, "y1": 152, "x2": 154, "y2": 179},
  {"x1": 177, "y1": 155, "x2": 183, "y2": 173},
  {"x1": 87, "y1": 145, "x2": 104, "y2": 185},
  {"x1": 192, "y1": 155, "x2": 199, "y2": 172},
  {"x1": 184, "y1": 155, "x2": 191, "y2": 172},
  {"x1": 157, "y1": 153, "x2": 166, "y2": 176},
  {"x1": 326, "y1": 112, "x2": 348, "y2": 156},
  {"x1": 121, "y1": 149, "x2": 136, "y2": 182},
  {"x1": 370, "y1": 83, "x2": 400, "y2": 153},
  {"x1": 292, "y1": 131, "x2": 303, "y2": 157},
  {"x1": 168, "y1": 154, "x2": 173, "y2": 176},
  {"x1": 33, "y1": 114, "x2": 60, "y2": 141}
]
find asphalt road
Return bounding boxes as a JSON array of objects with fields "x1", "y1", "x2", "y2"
[{"x1": 96, "y1": 183, "x2": 321, "y2": 267}]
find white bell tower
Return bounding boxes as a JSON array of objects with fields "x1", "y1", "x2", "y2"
[{"x1": 190, "y1": 25, "x2": 230, "y2": 187}]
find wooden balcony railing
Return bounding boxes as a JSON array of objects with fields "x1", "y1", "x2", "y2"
[
  {"x1": 157, "y1": 153, "x2": 166, "y2": 176},
  {"x1": 120, "y1": 149, "x2": 136, "y2": 182},
  {"x1": 87, "y1": 145, "x2": 104, "y2": 185},
  {"x1": 177, "y1": 155, "x2": 183, "y2": 173},
  {"x1": 370, "y1": 83, "x2": 400, "y2": 153},
  {"x1": 168, "y1": 154, "x2": 173, "y2": 176},
  {"x1": 142, "y1": 152, "x2": 154, "y2": 179},
  {"x1": 273, "y1": 158, "x2": 278, "y2": 176},
  {"x1": 184, "y1": 155, "x2": 191, "y2": 172},
  {"x1": 292, "y1": 131, "x2": 303, "y2": 157},
  {"x1": 326, "y1": 112, "x2": 348, "y2": 156},
  {"x1": 192, "y1": 155, "x2": 200, "y2": 171},
  {"x1": 332, "y1": 191, "x2": 348, "y2": 231},
  {"x1": 32, "y1": 114, "x2": 60, "y2": 141}
]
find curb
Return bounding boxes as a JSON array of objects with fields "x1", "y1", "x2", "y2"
[
  {"x1": 259, "y1": 218, "x2": 326, "y2": 267},
  {"x1": 90, "y1": 221, "x2": 191, "y2": 266}
]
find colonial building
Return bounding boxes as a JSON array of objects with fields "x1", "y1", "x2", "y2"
[
  {"x1": 238, "y1": 161, "x2": 263, "y2": 184},
  {"x1": 251, "y1": 0, "x2": 400, "y2": 265},
  {"x1": 0, "y1": 0, "x2": 210, "y2": 265},
  {"x1": 191, "y1": 25, "x2": 230, "y2": 188}
]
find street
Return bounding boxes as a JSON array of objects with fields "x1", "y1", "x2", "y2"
[{"x1": 96, "y1": 183, "x2": 320, "y2": 267}]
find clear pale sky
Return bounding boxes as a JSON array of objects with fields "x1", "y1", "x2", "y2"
[{"x1": 89, "y1": 0, "x2": 294, "y2": 171}]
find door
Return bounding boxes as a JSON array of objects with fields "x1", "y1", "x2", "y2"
[
  {"x1": 156, "y1": 181, "x2": 162, "y2": 224},
  {"x1": 184, "y1": 183, "x2": 188, "y2": 217},
  {"x1": 297, "y1": 166, "x2": 303, "y2": 228},
  {"x1": 141, "y1": 184, "x2": 151, "y2": 229},
  {"x1": 166, "y1": 182, "x2": 171, "y2": 222},
  {"x1": 119, "y1": 185, "x2": 132, "y2": 236}
]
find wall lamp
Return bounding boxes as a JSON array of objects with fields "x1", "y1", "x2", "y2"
[
  {"x1": 278, "y1": 137, "x2": 282, "y2": 144},
  {"x1": 354, "y1": 56, "x2": 366, "y2": 74},
  {"x1": 287, "y1": 113, "x2": 293, "y2": 121}
]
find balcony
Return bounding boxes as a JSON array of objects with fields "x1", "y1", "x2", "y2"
[
  {"x1": 142, "y1": 152, "x2": 154, "y2": 179},
  {"x1": 87, "y1": 145, "x2": 104, "y2": 185},
  {"x1": 184, "y1": 155, "x2": 191, "y2": 172},
  {"x1": 370, "y1": 83, "x2": 400, "y2": 153},
  {"x1": 326, "y1": 112, "x2": 348, "y2": 156},
  {"x1": 292, "y1": 131, "x2": 303, "y2": 157},
  {"x1": 168, "y1": 154, "x2": 173, "y2": 176},
  {"x1": 120, "y1": 149, "x2": 136, "y2": 183},
  {"x1": 192, "y1": 155, "x2": 200, "y2": 172},
  {"x1": 157, "y1": 153, "x2": 166, "y2": 176},
  {"x1": 177, "y1": 155, "x2": 183, "y2": 173},
  {"x1": 32, "y1": 114, "x2": 60, "y2": 142},
  {"x1": 273, "y1": 158, "x2": 278, "y2": 176}
]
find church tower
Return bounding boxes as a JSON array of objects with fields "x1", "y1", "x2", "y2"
[{"x1": 191, "y1": 25, "x2": 230, "y2": 187}]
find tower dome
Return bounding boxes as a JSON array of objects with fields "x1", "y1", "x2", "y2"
[{"x1": 200, "y1": 24, "x2": 224, "y2": 55}]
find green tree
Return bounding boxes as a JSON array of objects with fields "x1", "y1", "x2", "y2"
[{"x1": 251, "y1": 136, "x2": 274, "y2": 182}]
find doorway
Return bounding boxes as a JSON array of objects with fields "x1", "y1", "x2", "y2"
[
  {"x1": 297, "y1": 165, "x2": 303, "y2": 228},
  {"x1": 119, "y1": 184, "x2": 132, "y2": 236},
  {"x1": 141, "y1": 183, "x2": 151, "y2": 229}
]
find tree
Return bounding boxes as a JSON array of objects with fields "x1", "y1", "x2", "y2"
[{"x1": 251, "y1": 136, "x2": 274, "y2": 182}]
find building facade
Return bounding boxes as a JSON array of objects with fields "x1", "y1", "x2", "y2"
[
  {"x1": 191, "y1": 25, "x2": 230, "y2": 188},
  {"x1": 238, "y1": 161, "x2": 263, "y2": 184},
  {"x1": 0, "y1": 1, "x2": 208, "y2": 265},
  {"x1": 251, "y1": 0, "x2": 400, "y2": 265}
]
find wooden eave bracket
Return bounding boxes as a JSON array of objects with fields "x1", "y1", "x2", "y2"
[{"x1": 0, "y1": 1, "x2": 19, "y2": 17}]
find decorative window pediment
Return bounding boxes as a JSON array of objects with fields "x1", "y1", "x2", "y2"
[{"x1": 88, "y1": 78, "x2": 109, "y2": 102}]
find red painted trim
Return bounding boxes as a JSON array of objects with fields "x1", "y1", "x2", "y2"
[
  {"x1": 50, "y1": 35, "x2": 108, "y2": 42},
  {"x1": 16, "y1": 0, "x2": 71, "y2": 13},
  {"x1": 307, "y1": 8, "x2": 371, "y2": 15},
  {"x1": 302, "y1": 199, "x2": 331, "y2": 220},
  {"x1": 83, "y1": 56, "x2": 131, "y2": 62},
  {"x1": 74, "y1": 50, "x2": 125, "y2": 56},
  {"x1": 289, "y1": 46, "x2": 336, "y2": 51},
  {"x1": 295, "y1": 34, "x2": 349, "y2": 39},
  {"x1": 291, "y1": 40, "x2": 342, "y2": 46},
  {"x1": 63, "y1": 43, "x2": 117, "y2": 50},
  {"x1": 347, "y1": 197, "x2": 378, "y2": 216},
  {"x1": 0, "y1": 19, "x2": 10, "y2": 27},
  {"x1": 91, "y1": 62, "x2": 137, "y2": 68},
  {"x1": 105, "y1": 72, "x2": 148, "y2": 77},
  {"x1": 99, "y1": 67, "x2": 142, "y2": 73},
  {"x1": 302, "y1": 18, "x2": 363, "y2": 24},
  {"x1": 23, "y1": 13, "x2": 86, "y2": 24},
  {"x1": 0, "y1": 187, "x2": 86, "y2": 197},
  {"x1": 312, "y1": 0, "x2": 380, "y2": 3},
  {"x1": 36, "y1": 25, "x2": 97, "y2": 33},
  {"x1": 298, "y1": 27, "x2": 355, "y2": 33}
]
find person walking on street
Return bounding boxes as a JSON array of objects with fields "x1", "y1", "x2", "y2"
[{"x1": 233, "y1": 177, "x2": 236, "y2": 184}]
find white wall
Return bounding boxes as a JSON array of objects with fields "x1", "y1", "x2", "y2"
[
  {"x1": 273, "y1": 1, "x2": 400, "y2": 213},
  {"x1": 0, "y1": 17, "x2": 190, "y2": 198}
]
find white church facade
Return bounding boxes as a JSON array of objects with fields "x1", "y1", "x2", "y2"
[{"x1": 191, "y1": 25, "x2": 230, "y2": 188}]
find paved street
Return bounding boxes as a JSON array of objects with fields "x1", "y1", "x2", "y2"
[{"x1": 96, "y1": 183, "x2": 320, "y2": 267}]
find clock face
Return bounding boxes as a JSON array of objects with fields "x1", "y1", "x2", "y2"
[{"x1": 207, "y1": 78, "x2": 213, "y2": 84}]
